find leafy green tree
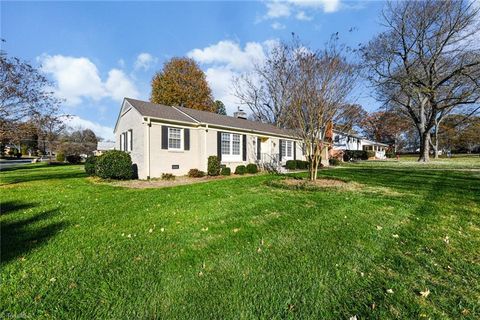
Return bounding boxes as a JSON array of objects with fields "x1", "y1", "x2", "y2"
[{"x1": 215, "y1": 100, "x2": 227, "y2": 115}]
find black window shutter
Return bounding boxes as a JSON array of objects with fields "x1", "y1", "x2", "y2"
[
  {"x1": 302, "y1": 143, "x2": 306, "y2": 155},
  {"x1": 161, "y1": 126, "x2": 168, "y2": 149},
  {"x1": 217, "y1": 131, "x2": 222, "y2": 161},
  {"x1": 123, "y1": 132, "x2": 127, "y2": 152},
  {"x1": 294, "y1": 141, "x2": 296, "y2": 160},
  {"x1": 257, "y1": 137, "x2": 261, "y2": 160},
  {"x1": 184, "y1": 128, "x2": 190, "y2": 150},
  {"x1": 279, "y1": 139, "x2": 283, "y2": 161},
  {"x1": 242, "y1": 134, "x2": 247, "y2": 161}
]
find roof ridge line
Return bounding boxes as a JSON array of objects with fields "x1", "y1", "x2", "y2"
[{"x1": 171, "y1": 106, "x2": 200, "y2": 123}]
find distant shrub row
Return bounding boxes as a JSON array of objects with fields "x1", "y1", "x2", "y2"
[
  {"x1": 285, "y1": 160, "x2": 310, "y2": 170},
  {"x1": 342, "y1": 150, "x2": 378, "y2": 161}
]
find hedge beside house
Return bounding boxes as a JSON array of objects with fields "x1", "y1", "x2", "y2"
[{"x1": 95, "y1": 150, "x2": 133, "y2": 180}]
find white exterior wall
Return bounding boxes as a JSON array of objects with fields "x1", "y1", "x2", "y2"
[
  {"x1": 116, "y1": 114, "x2": 309, "y2": 179},
  {"x1": 114, "y1": 106, "x2": 146, "y2": 177}
]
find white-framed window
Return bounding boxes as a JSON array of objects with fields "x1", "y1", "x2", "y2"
[
  {"x1": 221, "y1": 132, "x2": 230, "y2": 155},
  {"x1": 221, "y1": 132, "x2": 242, "y2": 160},
  {"x1": 232, "y1": 134, "x2": 241, "y2": 155},
  {"x1": 168, "y1": 127, "x2": 183, "y2": 150},
  {"x1": 281, "y1": 140, "x2": 293, "y2": 158},
  {"x1": 127, "y1": 130, "x2": 132, "y2": 152}
]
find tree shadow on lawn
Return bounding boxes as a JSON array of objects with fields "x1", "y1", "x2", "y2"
[
  {"x1": 319, "y1": 167, "x2": 480, "y2": 198},
  {"x1": 1, "y1": 203, "x2": 68, "y2": 264},
  {"x1": 0, "y1": 170, "x2": 86, "y2": 186},
  {"x1": 1, "y1": 201, "x2": 37, "y2": 216}
]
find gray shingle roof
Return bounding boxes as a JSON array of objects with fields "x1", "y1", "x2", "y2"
[
  {"x1": 125, "y1": 98, "x2": 196, "y2": 124},
  {"x1": 125, "y1": 98, "x2": 296, "y2": 138}
]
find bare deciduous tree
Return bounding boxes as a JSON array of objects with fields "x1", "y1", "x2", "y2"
[
  {"x1": 288, "y1": 40, "x2": 358, "y2": 180},
  {"x1": 362, "y1": 0, "x2": 480, "y2": 161},
  {"x1": 234, "y1": 38, "x2": 299, "y2": 128}
]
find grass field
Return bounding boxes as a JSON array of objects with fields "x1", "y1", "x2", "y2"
[{"x1": 1, "y1": 157, "x2": 480, "y2": 319}]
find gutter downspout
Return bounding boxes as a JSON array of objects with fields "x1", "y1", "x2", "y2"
[{"x1": 147, "y1": 117, "x2": 151, "y2": 179}]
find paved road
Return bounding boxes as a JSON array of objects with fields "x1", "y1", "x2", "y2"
[{"x1": 0, "y1": 159, "x2": 33, "y2": 170}]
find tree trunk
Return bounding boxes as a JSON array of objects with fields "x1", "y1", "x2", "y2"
[{"x1": 418, "y1": 131, "x2": 431, "y2": 162}]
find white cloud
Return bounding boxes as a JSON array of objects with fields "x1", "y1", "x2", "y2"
[
  {"x1": 263, "y1": 0, "x2": 342, "y2": 22},
  {"x1": 188, "y1": 40, "x2": 274, "y2": 114},
  {"x1": 134, "y1": 52, "x2": 158, "y2": 71},
  {"x1": 295, "y1": 11, "x2": 313, "y2": 21},
  {"x1": 271, "y1": 22, "x2": 286, "y2": 30},
  {"x1": 265, "y1": 2, "x2": 291, "y2": 18},
  {"x1": 39, "y1": 54, "x2": 139, "y2": 106},
  {"x1": 188, "y1": 40, "x2": 265, "y2": 71},
  {"x1": 105, "y1": 69, "x2": 139, "y2": 102},
  {"x1": 63, "y1": 115, "x2": 114, "y2": 140}
]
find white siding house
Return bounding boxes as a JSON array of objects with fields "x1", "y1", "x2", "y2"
[
  {"x1": 332, "y1": 130, "x2": 389, "y2": 159},
  {"x1": 114, "y1": 98, "x2": 325, "y2": 179}
]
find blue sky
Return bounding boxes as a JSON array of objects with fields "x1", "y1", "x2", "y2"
[{"x1": 2, "y1": 0, "x2": 386, "y2": 140}]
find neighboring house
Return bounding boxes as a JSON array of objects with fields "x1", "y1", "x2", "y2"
[
  {"x1": 114, "y1": 98, "x2": 328, "y2": 179},
  {"x1": 332, "y1": 130, "x2": 389, "y2": 159},
  {"x1": 94, "y1": 141, "x2": 116, "y2": 156}
]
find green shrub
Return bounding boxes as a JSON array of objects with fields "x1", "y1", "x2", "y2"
[
  {"x1": 296, "y1": 160, "x2": 309, "y2": 169},
  {"x1": 343, "y1": 150, "x2": 368, "y2": 161},
  {"x1": 95, "y1": 150, "x2": 133, "y2": 180},
  {"x1": 207, "y1": 156, "x2": 221, "y2": 176},
  {"x1": 286, "y1": 160, "x2": 297, "y2": 170},
  {"x1": 221, "y1": 167, "x2": 231, "y2": 176},
  {"x1": 329, "y1": 158, "x2": 340, "y2": 166},
  {"x1": 161, "y1": 173, "x2": 175, "y2": 181},
  {"x1": 234, "y1": 165, "x2": 246, "y2": 175},
  {"x1": 66, "y1": 154, "x2": 81, "y2": 164},
  {"x1": 246, "y1": 163, "x2": 258, "y2": 174},
  {"x1": 84, "y1": 156, "x2": 97, "y2": 176},
  {"x1": 385, "y1": 152, "x2": 395, "y2": 158},
  {"x1": 366, "y1": 151, "x2": 375, "y2": 159},
  {"x1": 188, "y1": 169, "x2": 206, "y2": 178},
  {"x1": 56, "y1": 153, "x2": 65, "y2": 162}
]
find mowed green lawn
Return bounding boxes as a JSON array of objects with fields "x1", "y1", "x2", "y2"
[{"x1": 1, "y1": 157, "x2": 479, "y2": 319}]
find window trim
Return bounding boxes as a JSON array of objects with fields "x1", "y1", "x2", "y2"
[
  {"x1": 220, "y1": 132, "x2": 242, "y2": 161},
  {"x1": 168, "y1": 127, "x2": 183, "y2": 151},
  {"x1": 127, "y1": 130, "x2": 132, "y2": 152},
  {"x1": 281, "y1": 140, "x2": 293, "y2": 159}
]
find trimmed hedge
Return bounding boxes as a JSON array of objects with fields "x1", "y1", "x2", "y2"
[
  {"x1": 329, "y1": 158, "x2": 340, "y2": 166},
  {"x1": 84, "y1": 156, "x2": 97, "y2": 176},
  {"x1": 95, "y1": 150, "x2": 133, "y2": 180},
  {"x1": 386, "y1": 152, "x2": 395, "y2": 158},
  {"x1": 296, "y1": 160, "x2": 309, "y2": 169},
  {"x1": 66, "y1": 154, "x2": 82, "y2": 164},
  {"x1": 56, "y1": 153, "x2": 65, "y2": 162},
  {"x1": 221, "y1": 167, "x2": 231, "y2": 176},
  {"x1": 188, "y1": 169, "x2": 206, "y2": 178},
  {"x1": 208, "y1": 156, "x2": 221, "y2": 176},
  {"x1": 343, "y1": 150, "x2": 368, "y2": 161},
  {"x1": 366, "y1": 151, "x2": 375, "y2": 158},
  {"x1": 286, "y1": 160, "x2": 296, "y2": 170},
  {"x1": 246, "y1": 163, "x2": 258, "y2": 174},
  {"x1": 235, "y1": 165, "x2": 246, "y2": 175}
]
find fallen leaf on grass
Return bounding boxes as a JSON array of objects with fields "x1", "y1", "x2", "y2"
[
  {"x1": 233, "y1": 228, "x2": 240, "y2": 233},
  {"x1": 419, "y1": 288, "x2": 430, "y2": 298},
  {"x1": 376, "y1": 225, "x2": 383, "y2": 230},
  {"x1": 349, "y1": 316, "x2": 357, "y2": 320},
  {"x1": 386, "y1": 289, "x2": 394, "y2": 294},
  {"x1": 443, "y1": 235, "x2": 450, "y2": 244},
  {"x1": 392, "y1": 234, "x2": 399, "y2": 238}
]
